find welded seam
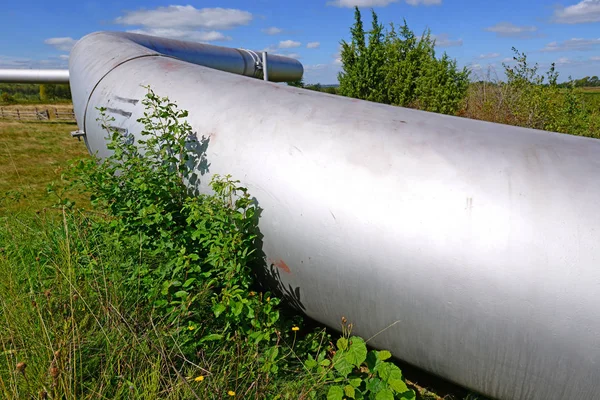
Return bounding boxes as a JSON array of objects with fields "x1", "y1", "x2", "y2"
[{"x1": 81, "y1": 54, "x2": 178, "y2": 138}]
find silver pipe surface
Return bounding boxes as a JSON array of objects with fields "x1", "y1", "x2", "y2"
[
  {"x1": 262, "y1": 52, "x2": 269, "y2": 81},
  {"x1": 70, "y1": 31, "x2": 600, "y2": 400},
  {"x1": 68, "y1": 31, "x2": 303, "y2": 129},
  {"x1": 0, "y1": 69, "x2": 69, "y2": 83}
]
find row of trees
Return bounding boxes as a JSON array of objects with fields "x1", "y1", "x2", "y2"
[
  {"x1": 558, "y1": 76, "x2": 600, "y2": 88},
  {"x1": 0, "y1": 83, "x2": 71, "y2": 104}
]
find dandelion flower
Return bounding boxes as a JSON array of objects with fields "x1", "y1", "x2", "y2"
[
  {"x1": 188, "y1": 326, "x2": 195, "y2": 331},
  {"x1": 228, "y1": 390, "x2": 236, "y2": 396},
  {"x1": 266, "y1": 297, "x2": 270, "y2": 302},
  {"x1": 194, "y1": 375, "x2": 204, "y2": 382},
  {"x1": 292, "y1": 326, "x2": 299, "y2": 332}
]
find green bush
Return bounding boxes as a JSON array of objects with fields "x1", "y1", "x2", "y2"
[
  {"x1": 1, "y1": 86, "x2": 417, "y2": 399},
  {"x1": 461, "y1": 48, "x2": 600, "y2": 138},
  {"x1": 338, "y1": 8, "x2": 469, "y2": 115}
]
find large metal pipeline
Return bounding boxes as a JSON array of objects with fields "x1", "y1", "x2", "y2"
[
  {"x1": 4, "y1": 30, "x2": 600, "y2": 399},
  {"x1": 0, "y1": 69, "x2": 69, "y2": 83}
]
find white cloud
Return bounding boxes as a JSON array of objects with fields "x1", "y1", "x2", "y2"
[
  {"x1": 431, "y1": 33, "x2": 462, "y2": 48},
  {"x1": 327, "y1": 0, "x2": 440, "y2": 6},
  {"x1": 307, "y1": 42, "x2": 320, "y2": 49},
  {"x1": 114, "y1": 6, "x2": 251, "y2": 43},
  {"x1": 305, "y1": 64, "x2": 328, "y2": 70},
  {"x1": 59, "y1": 54, "x2": 69, "y2": 60},
  {"x1": 279, "y1": 40, "x2": 301, "y2": 49},
  {"x1": 327, "y1": 0, "x2": 398, "y2": 6},
  {"x1": 484, "y1": 22, "x2": 538, "y2": 38},
  {"x1": 127, "y1": 28, "x2": 231, "y2": 42},
  {"x1": 479, "y1": 52, "x2": 500, "y2": 59},
  {"x1": 261, "y1": 45, "x2": 278, "y2": 53},
  {"x1": 284, "y1": 53, "x2": 301, "y2": 59},
  {"x1": 44, "y1": 37, "x2": 77, "y2": 52},
  {"x1": 553, "y1": 0, "x2": 600, "y2": 24},
  {"x1": 405, "y1": 0, "x2": 441, "y2": 4},
  {"x1": 262, "y1": 27, "x2": 283, "y2": 35},
  {"x1": 591, "y1": 56, "x2": 600, "y2": 60},
  {"x1": 115, "y1": 6, "x2": 252, "y2": 30},
  {"x1": 556, "y1": 57, "x2": 572, "y2": 65},
  {"x1": 541, "y1": 38, "x2": 600, "y2": 52},
  {"x1": 502, "y1": 57, "x2": 514, "y2": 62},
  {"x1": 0, "y1": 55, "x2": 68, "y2": 69}
]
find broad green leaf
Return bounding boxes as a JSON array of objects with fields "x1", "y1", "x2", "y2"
[
  {"x1": 182, "y1": 278, "x2": 196, "y2": 287},
  {"x1": 377, "y1": 363, "x2": 403, "y2": 383},
  {"x1": 212, "y1": 303, "x2": 226, "y2": 317},
  {"x1": 375, "y1": 389, "x2": 394, "y2": 400},
  {"x1": 304, "y1": 356, "x2": 318, "y2": 370},
  {"x1": 349, "y1": 377, "x2": 362, "y2": 388},
  {"x1": 365, "y1": 377, "x2": 385, "y2": 394},
  {"x1": 377, "y1": 350, "x2": 392, "y2": 361},
  {"x1": 345, "y1": 336, "x2": 367, "y2": 367},
  {"x1": 199, "y1": 334, "x2": 223, "y2": 343},
  {"x1": 344, "y1": 385, "x2": 356, "y2": 399},
  {"x1": 337, "y1": 337, "x2": 349, "y2": 351},
  {"x1": 366, "y1": 351, "x2": 381, "y2": 371},
  {"x1": 333, "y1": 351, "x2": 354, "y2": 377},
  {"x1": 388, "y1": 378, "x2": 409, "y2": 394},
  {"x1": 327, "y1": 385, "x2": 344, "y2": 400}
]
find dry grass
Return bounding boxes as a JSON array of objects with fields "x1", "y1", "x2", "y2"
[
  {"x1": 0, "y1": 103, "x2": 74, "y2": 111},
  {"x1": 0, "y1": 119, "x2": 89, "y2": 214}
]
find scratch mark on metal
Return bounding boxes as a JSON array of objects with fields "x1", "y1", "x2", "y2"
[
  {"x1": 114, "y1": 96, "x2": 139, "y2": 105},
  {"x1": 106, "y1": 107, "x2": 132, "y2": 118}
]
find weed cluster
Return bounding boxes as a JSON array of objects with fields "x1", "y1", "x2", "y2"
[
  {"x1": 0, "y1": 87, "x2": 416, "y2": 399},
  {"x1": 460, "y1": 48, "x2": 600, "y2": 138}
]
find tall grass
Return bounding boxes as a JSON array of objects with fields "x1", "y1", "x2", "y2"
[{"x1": 0, "y1": 90, "x2": 433, "y2": 399}]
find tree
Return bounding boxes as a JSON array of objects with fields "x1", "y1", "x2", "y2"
[
  {"x1": 338, "y1": 8, "x2": 469, "y2": 115},
  {"x1": 287, "y1": 78, "x2": 305, "y2": 88},
  {"x1": 338, "y1": 7, "x2": 367, "y2": 99}
]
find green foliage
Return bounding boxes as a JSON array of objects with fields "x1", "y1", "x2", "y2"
[
  {"x1": 1, "y1": 86, "x2": 418, "y2": 399},
  {"x1": 287, "y1": 78, "x2": 305, "y2": 88},
  {"x1": 305, "y1": 320, "x2": 415, "y2": 400},
  {"x1": 557, "y1": 75, "x2": 600, "y2": 88},
  {"x1": 461, "y1": 47, "x2": 600, "y2": 138},
  {"x1": 0, "y1": 83, "x2": 71, "y2": 104},
  {"x1": 338, "y1": 7, "x2": 469, "y2": 115}
]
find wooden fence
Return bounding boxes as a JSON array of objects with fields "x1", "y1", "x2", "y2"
[{"x1": 0, "y1": 107, "x2": 76, "y2": 122}]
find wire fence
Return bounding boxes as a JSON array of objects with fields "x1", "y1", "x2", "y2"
[{"x1": 0, "y1": 107, "x2": 76, "y2": 122}]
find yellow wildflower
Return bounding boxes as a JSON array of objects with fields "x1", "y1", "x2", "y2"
[
  {"x1": 266, "y1": 297, "x2": 270, "y2": 302},
  {"x1": 188, "y1": 326, "x2": 195, "y2": 331},
  {"x1": 228, "y1": 390, "x2": 236, "y2": 396},
  {"x1": 194, "y1": 376, "x2": 204, "y2": 382},
  {"x1": 292, "y1": 326, "x2": 300, "y2": 332}
]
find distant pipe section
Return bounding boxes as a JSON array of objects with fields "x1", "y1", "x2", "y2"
[
  {"x1": 0, "y1": 69, "x2": 69, "y2": 83},
  {"x1": 66, "y1": 31, "x2": 303, "y2": 132}
]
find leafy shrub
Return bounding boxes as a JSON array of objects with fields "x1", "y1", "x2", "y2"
[
  {"x1": 338, "y1": 7, "x2": 469, "y2": 115},
  {"x1": 56, "y1": 86, "x2": 417, "y2": 398},
  {"x1": 460, "y1": 48, "x2": 600, "y2": 138}
]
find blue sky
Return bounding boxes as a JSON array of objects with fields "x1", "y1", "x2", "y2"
[{"x1": 0, "y1": 0, "x2": 599, "y2": 84}]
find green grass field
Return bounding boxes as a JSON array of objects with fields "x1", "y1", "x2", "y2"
[
  {"x1": 579, "y1": 87, "x2": 600, "y2": 113},
  {"x1": 0, "y1": 120, "x2": 89, "y2": 214},
  {"x1": 0, "y1": 110, "x2": 487, "y2": 400}
]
